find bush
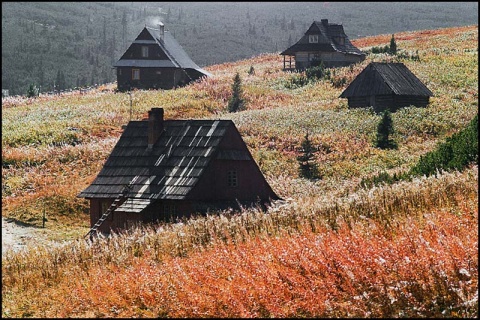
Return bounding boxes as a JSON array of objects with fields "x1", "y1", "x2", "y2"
[
  {"x1": 305, "y1": 60, "x2": 329, "y2": 81},
  {"x1": 284, "y1": 74, "x2": 309, "y2": 89},
  {"x1": 27, "y1": 84, "x2": 39, "y2": 98},
  {"x1": 409, "y1": 113, "x2": 478, "y2": 176},
  {"x1": 362, "y1": 113, "x2": 478, "y2": 187}
]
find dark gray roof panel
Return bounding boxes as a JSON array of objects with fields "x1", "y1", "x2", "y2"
[
  {"x1": 281, "y1": 20, "x2": 365, "y2": 57},
  {"x1": 79, "y1": 119, "x2": 235, "y2": 200},
  {"x1": 147, "y1": 27, "x2": 210, "y2": 76},
  {"x1": 340, "y1": 62, "x2": 433, "y2": 98},
  {"x1": 113, "y1": 26, "x2": 211, "y2": 77}
]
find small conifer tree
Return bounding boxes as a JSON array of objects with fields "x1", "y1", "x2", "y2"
[
  {"x1": 227, "y1": 72, "x2": 245, "y2": 112},
  {"x1": 27, "y1": 83, "x2": 38, "y2": 98},
  {"x1": 389, "y1": 34, "x2": 397, "y2": 55},
  {"x1": 376, "y1": 109, "x2": 397, "y2": 149},
  {"x1": 297, "y1": 132, "x2": 320, "y2": 179}
]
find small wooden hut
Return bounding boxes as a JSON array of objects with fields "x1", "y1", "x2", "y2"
[
  {"x1": 78, "y1": 108, "x2": 279, "y2": 233},
  {"x1": 113, "y1": 22, "x2": 210, "y2": 91},
  {"x1": 280, "y1": 19, "x2": 365, "y2": 70},
  {"x1": 340, "y1": 62, "x2": 433, "y2": 112}
]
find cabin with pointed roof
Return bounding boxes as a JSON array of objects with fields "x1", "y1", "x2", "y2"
[
  {"x1": 280, "y1": 19, "x2": 365, "y2": 70},
  {"x1": 339, "y1": 62, "x2": 433, "y2": 113},
  {"x1": 113, "y1": 22, "x2": 210, "y2": 91},
  {"x1": 78, "y1": 108, "x2": 279, "y2": 233}
]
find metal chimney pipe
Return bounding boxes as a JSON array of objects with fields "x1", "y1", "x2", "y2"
[{"x1": 158, "y1": 21, "x2": 164, "y2": 40}]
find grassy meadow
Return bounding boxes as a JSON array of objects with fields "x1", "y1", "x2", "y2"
[{"x1": 1, "y1": 25, "x2": 478, "y2": 317}]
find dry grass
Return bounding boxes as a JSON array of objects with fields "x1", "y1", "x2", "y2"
[
  {"x1": 1, "y1": 25, "x2": 478, "y2": 317},
  {"x1": 2, "y1": 167, "x2": 478, "y2": 317}
]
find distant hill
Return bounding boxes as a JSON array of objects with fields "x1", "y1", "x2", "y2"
[{"x1": 1, "y1": 2, "x2": 478, "y2": 95}]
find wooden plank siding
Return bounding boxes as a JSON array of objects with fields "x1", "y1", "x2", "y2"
[
  {"x1": 117, "y1": 67, "x2": 188, "y2": 91},
  {"x1": 79, "y1": 108, "x2": 279, "y2": 233}
]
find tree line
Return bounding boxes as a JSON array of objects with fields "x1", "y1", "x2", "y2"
[{"x1": 2, "y1": 2, "x2": 477, "y2": 96}]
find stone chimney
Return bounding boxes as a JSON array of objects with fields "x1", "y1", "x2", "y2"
[
  {"x1": 321, "y1": 19, "x2": 328, "y2": 26},
  {"x1": 148, "y1": 108, "x2": 164, "y2": 148},
  {"x1": 158, "y1": 22, "x2": 164, "y2": 40}
]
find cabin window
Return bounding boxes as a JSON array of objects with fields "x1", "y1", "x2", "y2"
[
  {"x1": 227, "y1": 170, "x2": 238, "y2": 187},
  {"x1": 132, "y1": 69, "x2": 140, "y2": 80},
  {"x1": 141, "y1": 46, "x2": 149, "y2": 58},
  {"x1": 309, "y1": 35, "x2": 319, "y2": 43},
  {"x1": 156, "y1": 70, "x2": 162, "y2": 75}
]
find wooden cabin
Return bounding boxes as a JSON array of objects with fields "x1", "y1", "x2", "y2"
[
  {"x1": 78, "y1": 108, "x2": 279, "y2": 233},
  {"x1": 280, "y1": 19, "x2": 365, "y2": 70},
  {"x1": 113, "y1": 22, "x2": 210, "y2": 91},
  {"x1": 339, "y1": 62, "x2": 433, "y2": 113}
]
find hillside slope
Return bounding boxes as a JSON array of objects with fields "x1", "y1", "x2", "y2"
[
  {"x1": 1, "y1": 25, "x2": 478, "y2": 317},
  {"x1": 2, "y1": 2, "x2": 478, "y2": 95},
  {"x1": 2, "y1": 25, "x2": 477, "y2": 232}
]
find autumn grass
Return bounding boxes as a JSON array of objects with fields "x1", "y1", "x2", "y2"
[
  {"x1": 1, "y1": 25, "x2": 478, "y2": 317},
  {"x1": 2, "y1": 26, "x2": 477, "y2": 231},
  {"x1": 2, "y1": 167, "x2": 477, "y2": 317}
]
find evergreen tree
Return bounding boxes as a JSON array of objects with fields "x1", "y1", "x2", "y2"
[
  {"x1": 227, "y1": 72, "x2": 245, "y2": 112},
  {"x1": 375, "y1": 109, "x2": 397, "y2": 149},
  {"x1": 297, "y1": 132, "x2": 320, "y2": 179},
  {"x1": 26, "y1": 83, "x2": 39, "y2": 98},
  {"x1": 389, "y1": 34, "x2": 397, "y2": 54}
]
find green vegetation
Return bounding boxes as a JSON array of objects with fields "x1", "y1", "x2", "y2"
[
  {"x1": 1, "y1": 25, "x2": 478, "y2": 317},
  {"x1": 375, "y1": 109, "x2": 398, "y2": 149},
  {"x1": 389, "y1": 34, "x2": 397, "y2": 54},
  {"x1": 409, "y1": 113, "x2": 478, "y2": 176},
  {"x1": 369, "y1": 34, "x2": 398, "y2": 55},
  {"x1": 297, "y1": 132, "x2": 320, "y2": 180},
  {"x1": 26, "y1": 84, "x2": 39, "y2": 98},
  {"x1": 362, "y1": 113, "x2": 478, "y2": 188},
  {"x1": 227, "y1": 72, "x2": 245, "y2": 112},
  {"x1": 2, "y1": 2, "x2": 478, "y2": 95}
]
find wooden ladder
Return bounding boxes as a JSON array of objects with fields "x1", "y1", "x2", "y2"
[{"x1": 84, "y1": 184, "x2": 132, "y2": 239}]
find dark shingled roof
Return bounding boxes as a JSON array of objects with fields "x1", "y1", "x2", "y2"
[
  {"x1": 78, "y1": 119, "x2": 249, "y2": 200},
  {"x1": 113, "y1": 26, "x2": 211, "y2": 77},
  {"x1": 340, "y1": 62, "x2": 433, "y2": 98},
  {"x1": 281, "y1": 20, "x2": 364, "y2": 56}
]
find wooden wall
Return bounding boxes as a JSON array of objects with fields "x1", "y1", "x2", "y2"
[
  {"x1": 294, "y1": 51, "x2": 364, "y2": 69},
  {"x1": 347, "y1": 94, "x2": 430, "y2": 113},
  {"x1": 116, "y1": 67, "x2": 188, "y2": 91}
]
